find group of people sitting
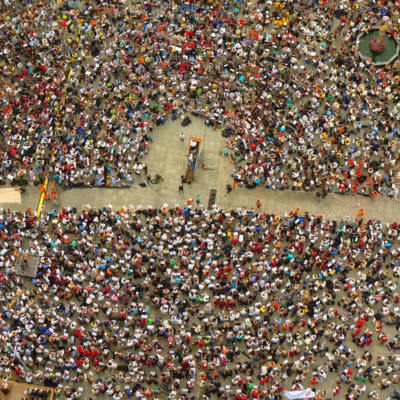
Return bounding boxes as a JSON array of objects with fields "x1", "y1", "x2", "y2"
[{"x1": 0, "y1": 203, "x2": 397, "y2": 400}]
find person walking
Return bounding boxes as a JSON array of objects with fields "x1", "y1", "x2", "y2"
[
  {"x1": 180, "y1": 133, "x2": 185, "y2": 142},
  {"x1": 179, "y1": 185, "x2": 184, "y2": 194},
  {"x1": 256, "y1": 200, "x2": 262, "y2": 208},
  {"x1": 196, "y1": 195, "x2": 201, "y2": 205}
]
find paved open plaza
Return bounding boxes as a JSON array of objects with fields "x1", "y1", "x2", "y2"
[{"x1": 3, "y1": 117, "x2": 400, "y2": 222}]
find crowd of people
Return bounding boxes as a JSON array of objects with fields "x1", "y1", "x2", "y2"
[
  {"x1": 0, "y1": 204, "x2": 398, "y2": 400},
  {"x1": 0, "y1": 0, "x2": 399, "y2": 198},
  {"x1": 2, "y1": 0, "x2": 400, "y2": 398}
]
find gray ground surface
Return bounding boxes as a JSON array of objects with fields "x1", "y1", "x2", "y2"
[{"x1": 2, "y1": 117, "x2": 400, "y2": 223}]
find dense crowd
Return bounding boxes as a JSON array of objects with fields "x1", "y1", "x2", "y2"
[
  {"x1": 2, "y1": 0, "x2": 400, "y2": 398},
  {"x1": 0, "y1": 204, "x2": 399, "y2": 400},
  {"x1": 0, "y1": 0, "x2": 400, "y2": 197}
]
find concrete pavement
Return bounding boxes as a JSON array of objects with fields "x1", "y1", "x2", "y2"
[{"x1": 1, "y1": 117, "x2": 400, "y2": 223}]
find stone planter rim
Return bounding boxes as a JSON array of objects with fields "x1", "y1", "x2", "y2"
[{"x1": 356, "y1": 30, "x2": 399, "y2": 66}]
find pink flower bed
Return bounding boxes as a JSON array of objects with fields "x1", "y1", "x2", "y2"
[{"x1": 369, "y1": 38, "x2": 387, "y2": 54}]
